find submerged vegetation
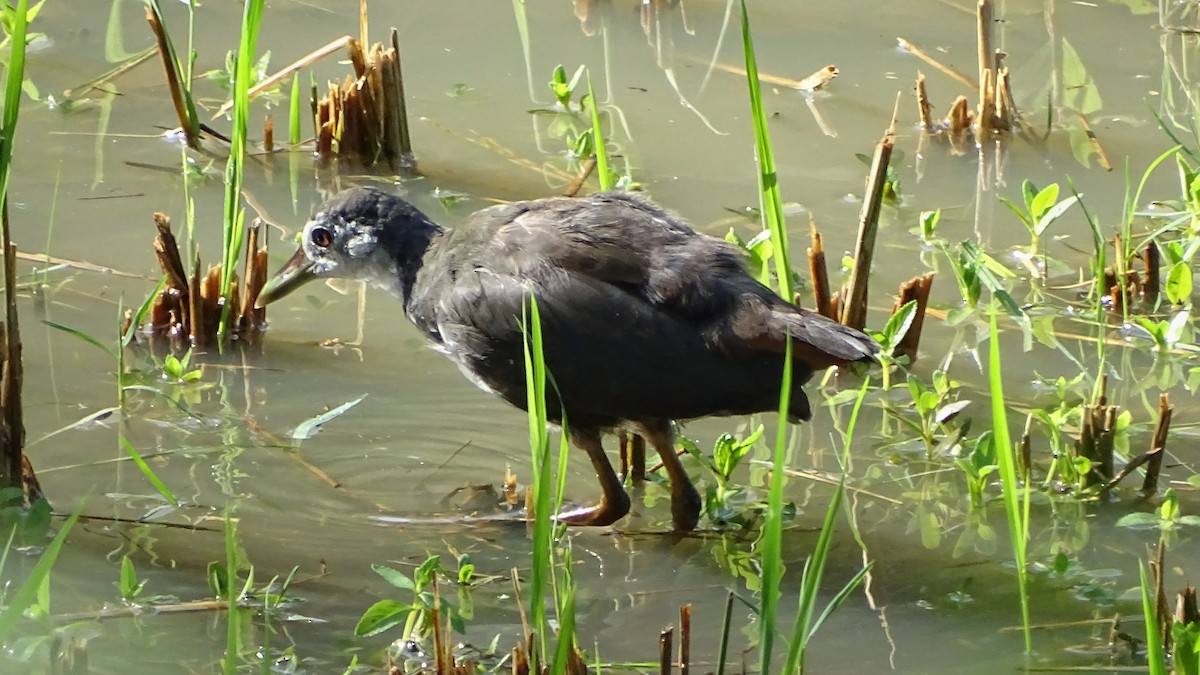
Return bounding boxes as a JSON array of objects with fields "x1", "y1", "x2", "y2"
[{"x1": 0, "y1": 0, "x2": 1199, "y2": 673}]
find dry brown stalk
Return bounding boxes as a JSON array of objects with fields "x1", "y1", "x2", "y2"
[
  {"x1": 146, "y1": 213, "x2": 267, "y2": 350},
  {"x1": 314, "y1": 33, "x2": 415, "y2": 172},
  {"x1": 144, "y1": 6, "x2": 197, "y2": 148},
  {"x1": 679, "y1": 604, "x2": 692, "y2": 675},
  {"x1": 891, "y1": 272, "x2": 934, "y2": 362},
  {"x1": 0, "y1": 221, "x2": 27, "y2": 499},
  {"x1": 976, "y1": 0, "x2": 994, "y2": 129},
  {"x1": 916, "y1": 73, "x2": 934, "y2": 131},
  {"x1": 808, "y1": 219, "x2": 834, "y2": 320},
  {"x1": 840, "y1": 119, "x2": 895, "y2": 330},
  {"x1": 563, "y1": 157, "x2": 597, "y2": 197},
  {"x1": 795, "y1": 65, "x2": 839, "y2": 92},
  {"x1": 659, "y1": 626, "x2": 674, "y2": 674},
  {"x1": 512, "y1": 644, "x2": 530, "y2": 675},
  {"x1": 896, "y1": 38, "x2": 975, "y2": 89},
  {"x1": 1177, "y1": 585, "x2": 1199, "y2": 629},
  {"x1": 977, "y1": 68, "x2": 996, "y2": 137},
  {"x1": 1071, "y1": 109, "x2": 1113, "y2": 171},
  {"x1": 263, "y1": 115, "x2": 274, "y2": 153},
  {"x1": 212, "y1": 36, "x2": 353, "y2": 120},
  {"x1": 1142, "y1": 394, "x2": 1172, "y2": 495},
  {"x1": 1143, "y1": 242, "x2": 1161, "y2": 304}
]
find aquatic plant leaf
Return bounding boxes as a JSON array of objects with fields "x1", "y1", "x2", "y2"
[
  {"x1": 119, "y1": 435, "x2": 178, "y2": 506},
  {"x1": 291, "y1": 395, "x2": 367, "y2": 440},
  {"x1": 1115, "y1": 512, "x2": 1160, "y2": 528},
  {"x1": 1167, "y1": 262, "x2": 1193, "y2": 306},
  {"x1": 1061, "y1": 38, "x2": 1102, "y2": 115},
  {"x1": 354, "y1": 599, "x2": 410, "y2": 637},
  {"x1": 1034, "y1": 195, "x2": 1079, "y2": 237},
  {"x1": 42, "y1": 320, "x2": 117, "y2": 359},
  {"x1": 372, "y1": 564, "x2": 416, "y2": 591}
]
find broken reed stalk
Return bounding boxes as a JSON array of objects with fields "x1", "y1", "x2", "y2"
[
  {"x1": 891, "y1": 272, "x2": 934, "y2": 362},
  {"x1": 679, "y1": 604, "x2": 692, "y2": 675},
  {"x1": 659, "y1": 626, "x2": 674, "y2": 675},
  {"x1": 840, "y1": 123, "x2": 895, "y2": 330},
  {"x1": 1077, "y1": 376, "x2": 1116, "y2": 487},
  {"x1": 144, "y1": 5, "x2": 198, "y2": 148},
  {"x1": 146, "y1": 213, "x2": 267, "y2": 350},
  {"x1": 807, "y1": 219, "x2": 835, "y2": 320},
  {"x1": 314, "y1": 29, "x2": 414, "y2": 173},
  {"x1": 0, "y1": 202, "x2": 37, "y2": 503},
  {"x1": 1142, "y1": 394, "x2": 1171, "y2": 495},
  {"x1": 916, "y1": 73, "x2": 934, "y2": 131},
  {"x1": 1144, "y1": 241, "x2": 1161, "y2": 305},
  {"x1": 1071, "y1": 110, "x2": 1113, "y2": 172},
  {"x1": 1102, "y1": 394, "x2": 1172, "y2": 494}
]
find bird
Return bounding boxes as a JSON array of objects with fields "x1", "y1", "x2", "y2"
[{"x1": 257, "y1": 186, "x2": 879, "y2": 531}]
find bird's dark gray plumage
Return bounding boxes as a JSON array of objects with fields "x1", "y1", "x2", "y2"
[{"x1": 259, "y1": 186, "x2": 878, "y2": 531}]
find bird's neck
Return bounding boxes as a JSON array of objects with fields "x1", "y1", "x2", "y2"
[{"x1": 384, "y1": 220, "x2": 444, "y2": 309}]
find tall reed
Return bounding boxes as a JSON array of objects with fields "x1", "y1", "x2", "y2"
[
  {"x1": 987, "y1": 313, "x2": 1031, "y2": 651},
  {"x1": 217, "y1": 0, "x2": 265, "y2": 339},
  {"x1": 739, "y1": 0, "x2": 792, "y2": 299}
]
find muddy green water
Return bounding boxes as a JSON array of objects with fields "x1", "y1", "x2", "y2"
[{"x1": 3, "y1": 0, "x2": 1198, "y2": 672}]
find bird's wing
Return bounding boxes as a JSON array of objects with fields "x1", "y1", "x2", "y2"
[{"x1": 496, "y1": 194, "x2": 878, "y2": 366}]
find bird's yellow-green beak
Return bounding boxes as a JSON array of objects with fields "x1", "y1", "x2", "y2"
[{"x1": 256, "y1": 247, "x2": 316, "y2": 308}]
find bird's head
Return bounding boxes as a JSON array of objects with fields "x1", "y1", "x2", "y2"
[{"x1": 257, "y1": 187, "x2": 440, "y2": 307}]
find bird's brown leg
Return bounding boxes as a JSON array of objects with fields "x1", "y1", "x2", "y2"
[
  {"x1": 558, "y1": 429, "x2": 630, "y2": 527},
  {"x1": 639, "y1": 420, "x2": 701, "y2": 532}
]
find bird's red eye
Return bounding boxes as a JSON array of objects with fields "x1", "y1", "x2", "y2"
[{"x1": 310, "y1": 227, "x2": 333, "y2": 248}]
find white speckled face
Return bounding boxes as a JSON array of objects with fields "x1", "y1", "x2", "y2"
[{"x1": 300, "y1": 212, "x2": 403, "y2": 298}]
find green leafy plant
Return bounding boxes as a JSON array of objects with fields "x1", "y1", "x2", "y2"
[
  {"x1": 917, "y1": 209, "x2": 941, "y2": 243},
  {"x1": 355, "y1": 554, "x2": 465, "y2": 639},
  {"x1": 898, "y1": 369, "x2": 969, "y2": 456},
  {"x1": 954, "y1": 432, "x2": 997, "y2": 510},
  {"x1": 117, "y1": 555, "x2": 147, "y2": 602},
  {"x1": 548, "y1": 64, "x2": 584, "y2": 110},
  {"x1": 999, "y1": 180, "x2": 1079, "y2": 254},
  {"x1": 1116, "y1": 488, "x2": 1200, "y2": 530},
  {"x1": 1134, "y1": 310, "x2": 1192, "y2": 353},
  {"x1": 160, "y1": 348, "x2": 202, "y2": 384},
  {"x1": 681, "y1": 427, "x2": 764, "y2": 526}
]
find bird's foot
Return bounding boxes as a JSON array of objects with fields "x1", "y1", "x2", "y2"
[{"x1": 555, "y1": 490, "x2": 631, "y2": 527}]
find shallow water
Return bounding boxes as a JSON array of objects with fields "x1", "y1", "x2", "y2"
[{"x1": 3, "y1": 0, "x2": 1199, "y2": 672}]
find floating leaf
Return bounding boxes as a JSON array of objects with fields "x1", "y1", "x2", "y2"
[{"x1": 292, "y1": 395, "x2": 367, "y2": 440}]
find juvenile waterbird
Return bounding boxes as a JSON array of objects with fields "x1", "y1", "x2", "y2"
[{"x1": 258, "y1": 187, "x2": 878, "y2": 531}]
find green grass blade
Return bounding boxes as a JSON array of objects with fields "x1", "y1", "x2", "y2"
[
  {"x1": 289, "y1": 73, "x2": 301, "y2": 146},
  {"x1": 739, "y1": 0, "x2": 791, "y2": 301},
  {"x1": 1140, "y1": 562, "x2": 1168, "y2": 675},
  {"x1": 757, "y1": 334, "x2": 792, "y2": 673},
  {"x1": 43, "y1": 320, "x2": 117, "y2": 359},
  {"x1": 119, "y1": 435, "x2": 178, "y2": 506},
  {"x1": 551, "y1": 541, "x2": 577, "y2": 672},
  {"x1": 0, "y1": 503, "x2": 83, "y2": 640},
  {"x1": 218, "y1": 0, "x2": 265, "y2": 339},
  {"x1": 523, "y1": 294, "x2": 552, "y2": 659},
  {"x1": 0, "y1": 0, "x2": 29, "y2": 210},
  {"x1": 988, "y1": 313, "x2": 1031, "y2": 651},
  {"x1": 587, "y1": 74, "x2": 612, "y2": 191}
]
